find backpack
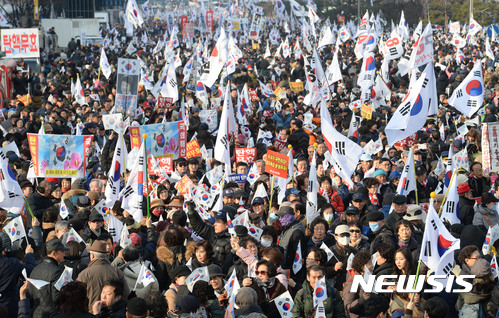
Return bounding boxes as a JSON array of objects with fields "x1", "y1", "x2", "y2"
[{"x1": 459, "y1": 302, "x2": 486, "y2": 318}]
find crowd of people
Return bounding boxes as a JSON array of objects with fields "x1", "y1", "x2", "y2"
[{"x1": 0, "y1": 3, "x2": 498, "y2": 318}]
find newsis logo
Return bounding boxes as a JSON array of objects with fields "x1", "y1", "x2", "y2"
[{"x1": 350, "y1": 275, "x2": 475, "y2": 293}]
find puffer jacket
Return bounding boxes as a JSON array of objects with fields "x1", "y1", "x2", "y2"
[
  {"x1": 473, "y1": 204, "x2": 499, "y2": 229},
  {"x1": 234, "y1": 305, "x2": 267, "y2": 318},
  {"x1": 29, "y1": 257, "x2": 64, "y2": 318},
  {"x1": 155, "y1": 241, "x2": 196, "y2": 290},
  {"x1": 292, "y1": 280, "x2": 345, "y2": 318},
  {"x1": 121, "y1": 260, "x2": 159, "y2": 299}
]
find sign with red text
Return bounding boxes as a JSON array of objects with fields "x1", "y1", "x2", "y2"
[
  {"x1": 156, "y1": 96, "x2": 174, "y2": 111},
  {"x1": 175, "y1": 174, "x2": 193, "y2": 196},
  {"x1": 236, "y1": 147, "x2": 257, "y2": 164},
  {"x1": 265, "y1": 150, "x2": 289, "y2": 178},
  {"x1": 148, "y1": 156, "x2": 173, "y2": 174},
  {"x1": 1, "y1": 28, "x2": 39, "y2": 58},
  {"x1": 186, "y1": 140, "x2": 202, "y2": 159},
  {"x1": 394, "y1": 133, "x2": 417, "y2": 150}
]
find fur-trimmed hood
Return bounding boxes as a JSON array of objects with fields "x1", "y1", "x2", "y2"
[
  {"x1": 61, "y1": 189, "x2": 87, "y2": 201},
  {"x1": 156, "y1": 241, "x2": 196, "y2": 265}
]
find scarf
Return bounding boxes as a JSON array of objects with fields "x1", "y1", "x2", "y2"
[
  {"x1": 420, "y1": 178, "x2": 428, "y2": 187},
  {"x1": 369, "y1": 193, "x2": 379, "y2": 206},
  {"x1": 280, "y1": 214, "x2": 295, "y2": 228},
  {"x1": 398, "y1": 237, "x2": 409, "y2": 248},
  {"x1": 312, "y1": 236, "x2": 323, "y2": 245}
]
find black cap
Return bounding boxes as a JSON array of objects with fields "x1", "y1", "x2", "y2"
[
  {"x1": 46, "y1": 239, "x2": 69, "y2": 253},
  {"x1": 208, "y1": 264, "x2": 225, "y2": 278},
  {"x1": 392, "y1": 194, "x2": 407, "y2": 204},
  {"x1": 415, "y1": 164, "x2": 426, "y2": 175},
  {"x1": 345, "y1": 206, "x2": 359, "y2": 215},
  {"x1": 352, "y1": 192, "x2": 365, "y2": 201},
  {"x1": 366, "y1": 211, "x2": 385, "y2": 222},
  {"x1": 89, "y1": 212, "x2": 104, "y2": 222},
  {"x1": 127, "y1": 297, "x2": 148, "y2": 316},
  {"x1": 188, "y1": 157, "x2": 199, "y2": 164},
  {"x1": 234, "y1": 225, "x2": 248, "y2": 237},
  {"x1": 170, "y1": 265, "x2": 191, "y2": 279}
]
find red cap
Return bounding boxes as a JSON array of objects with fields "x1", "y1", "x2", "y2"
[
  {"x1": 130, "y1": 233, "x2": 142, "y2": 246},
  {"x1": 458, "y1": 183, "x2": 471, "y2": 194}
]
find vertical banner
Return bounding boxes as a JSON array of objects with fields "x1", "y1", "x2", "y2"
[
  {"x1": 115, "y1": 58, "x2": 140, "y2": 115},
  {"x1": 129, "y1": 121, "x2": 187, "y2": 159},
  {"x1": 181, "y1": 16, "x2": 188, "y2": 36},
  {"x1": 206, "y1": 10, "x2": 214, "y2": 34},
  {"x1": 483, "y1": 123, "x2": 491, "y2": 175},
  {"x1": 485, "y1": 122, "x2": 499, "y2": 173},
  {"x1": 28, "y1": 134, "x2": 93, "y2": 178}
]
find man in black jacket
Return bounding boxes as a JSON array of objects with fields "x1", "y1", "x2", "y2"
[
  {"x1": 458, "y1": 183, "x2": 476, "y2": 225},
  {"x1": 289, "y1": 119, "x2": 310, "y2": 158},
  {"x1": 29, "y1": 239, "x2": 68, "y2": 318},
  {"x1": 91, "y1": 280, "x2": 126, "y2": 318},
  {"x1": 26, "y1": 180, "x2": 54, "y2": 228},
  {"x1": 186, "y1": 201, "x2": 231, "y2": 265}
]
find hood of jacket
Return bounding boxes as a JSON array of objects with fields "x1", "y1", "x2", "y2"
[
  {"x1": 61, "y1": 189, "x2": 88, "y2": 201},
  {"x1": 476, "y1": 204, "x2": 495, "y2": 216},
  {"x1": 156, "y1": 241, "x2": 196, "y2": 265}
]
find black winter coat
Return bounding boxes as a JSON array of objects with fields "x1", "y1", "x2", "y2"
[{"x1": 29, "y1": 257, "x2": 64, "y2": 318}]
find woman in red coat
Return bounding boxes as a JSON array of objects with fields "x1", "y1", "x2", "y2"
[{"x1": 318, "y1": 176, "x2": 345, "y2": 213}]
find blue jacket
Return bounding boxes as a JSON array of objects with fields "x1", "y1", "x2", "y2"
[{"x1": 271, "y1": 112, "x2": 292, "y2": 129}]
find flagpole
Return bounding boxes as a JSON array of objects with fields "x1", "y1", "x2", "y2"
[
  {"x1": 412, "y1": 146, "x2": 419, "y2": 205},
  {"x1": 23, "y1": 198, "x2": 35, "y2": 219},
  {"x1": 143, "y1": 134, "x2": 150, "y2": 218},
  {"x1": 438, "y1": 169, "x2": 457, "y2": 216},
  {"x1": 411, "y1": 192, "x2": 436, "y2": 296},
  {"x1": 268, "y1": 174, "x2": 275, "y2": 224}
]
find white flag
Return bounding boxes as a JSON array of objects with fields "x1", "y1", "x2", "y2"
[
  {"x1": 0, "y1": 11, "x2": 8, "y2": 25},
  {"x1": 214, "y1": 85, "x2": 237, "y2": 175},
  {"x1": 99, "y1": 48, "x2": 112, "y2": 79},
  {"x1": 395, "y1": 148, "x2": 416, "y2": 197},
  {"x1": 492, "y1": 255, "x2": 499, "y2": 279},
  {"x1": 0, "y1": 151, "x2": 25, "y2": 211},
  {"x1": 224, "y1": 269, "x2": 240, "y2": 301},
  {"x1": 292, "y1": 241, "x2": 303, "y2": 274},
  {"x1": 122, "y1": 142, "x2": 146, "y2": 224},
  {"x1": 136, "y1": 263, "x2": 156, "y2": 288},
  {"x1": 59, "y1": 200, "x2": 69, "y2": 219},
  {"x1": 200, "y1": 28, "x2": 228, "y2": 88},
  {"x1": 448, "y1": 62, "x2": 484, "y2": 117},
  {"x1": 440, "y1": 171, "x2": 461, "y2": 225},
  {"x1": 126, "y1": 0, "x2": 144, "y2": 28},
  {"x1": 54, "y1": 266, "x2": 73, "y2": 291},
  {"x1": 313, "y1": 277, "x2": 327, "y2": 307},
  {"x1": 273, "y1": 291, "x2": 294, "y2": 318},
  {"x1": 325, "y1": 51, "x2": 342, "y2": 84},
  {"x1": 120, "y1": 225, "x2": 132, "y2": 249},
  {"x1": 320, "y1": 242, "x2": 335, "y2": 261},
  {"x1": 420, "y1": 204, "x2": 459, "y2": 271},
  {"x1": 27, "y1": 278, "x2": 50, "y2": 290},
  {"x1": 306, "y1": 152, "x2": 319, "y2": 225},
  {"x1": 468, "y1": 18, "x2": 482, "y2": 35},
  {"x1": 486, "y1": 38, "x2": 495, "y2": 60},
  {"x1": 186, "y1": 266, "x2": 210, "y2": 292},
  {"x1": 73, "y1": 76, "x2": 86, "y2": 105},
  {"x1": 105, "y1": 133, "x2": 125, "y2": 208},
  {"x1": 107, "y1": 213, "x2": 124, "y2": 245},
  {"x1": 63, "y1": 228, "x2": 84, "y2": 244},
  {"x1": 408, "y1": 23, "x2": 433, "y2": 70},
  {"x1": 4, "y1": 217, "x2": 26, "y2": 243},
  {"x1": 160, "y1": 61, "x2": 179, "y2": 103}
]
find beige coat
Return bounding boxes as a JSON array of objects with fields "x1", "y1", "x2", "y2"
[{"x1": 76, "y1": 257, "x2": 128, "y2": 311}]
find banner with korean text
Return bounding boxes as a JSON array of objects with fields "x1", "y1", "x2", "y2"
[
  {"x1": 265, "y1": 150, "x2": 289, "y2": 178},
  {"x1": 28, "y1": 134, "x2": 93, "y2": 178},
  {"x1": 1, "y1": 28, "x2": 39, "y2": 58},
  {"x1": 130, "y1": 121, "x2": 187, "y2": 159}
]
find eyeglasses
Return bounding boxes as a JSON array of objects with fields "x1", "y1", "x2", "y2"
[
  {"x1": 255, "y1": 270, "x2": 267, "y2": 275},
  {"x1": 350, "y1": 229, "x2": 361, "y2": 233},
  {"x1": 314, "y1": 227, "x2": 326, "y2": 232}
]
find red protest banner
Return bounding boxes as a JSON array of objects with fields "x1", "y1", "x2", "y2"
[
  {"x1": 265, "y1": 150, "x2": 289, "y2": 178},
  {"x1": 236, "y1": 147, "x2": 257, "y2": 164},
  {"x1": 248, "y1": 89, "x2": 258, "y2": 102},
  {"x1": 175, "y1": 174, "x2": 193, "y2": 196},
  {"x1": 181, "y1": 16, "x2": 188, "y2": 35},
  {"x1": 156, "y1": 96, "x2": 174, "y2": 111},
  {"x1": 148, "y1": 156, "x2": 173, "y2": 174},
  {"x1": 186, "y1": 140, "x2": 202, "y2": 159},
  {"x1": 206, "y1": 10, "x2": 214, "y2": 33},
  {"x1": 394, "y1": 133, "x2": 417, "y2": 151}
]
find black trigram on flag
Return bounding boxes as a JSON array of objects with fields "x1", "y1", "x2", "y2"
[
  {"x1": 474, "y1": 71, "x2": 481, "y2": 77},
  {"x1": 456, "y1": 89, "x2": 463, "y2": 98},
  {"x1": 8, "y1": 192, "x2": 19, "y2": 198},
  {"x1": 467, "y1": 100, "x2": 478, "y2": 108},
  {"x1": 108, "y1": 228, "x2": 117, "y2": 237},
  {"x1": 430, "y1": 219, "x2": 437, "y2": 231},
  {"x1": 123, "y1": 186, "x2": 134, "y2": 198},
  {"x1": 424, "y1": 241, "x2": 432, "y2": 257},
  {"x1": 446, "y1": 201, "x2": 455, "y2": 214},
  {"x1": 442, "y1": 262, "x2": 453, "y2": 276},
  {"x1": 334, "y1": 141, "x2": 346, "y2": 155}
]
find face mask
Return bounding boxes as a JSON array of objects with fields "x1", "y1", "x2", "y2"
[
  {"x1": 76, "y1": 110, "x2": 82, "y2": 115},
  {"x1": 369, "y1": 222, "x2": 381, "y2": 232},
  {"x1": 269, "y1": 213, "x2": 279, "y2": 222},
  {"x1": 284, "y1": 111, "x2": 290, "y2": 116},
  {"x1": 338, "y1": 236, "x2": 350, "y2": 246},
  {"x1": 324, "y1": 214, "x2": 334, "y2": 222},
  {"x1": 261, "y1": 239, "x2": 272, "y2": 247}
]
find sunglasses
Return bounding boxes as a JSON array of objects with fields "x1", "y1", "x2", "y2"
[
  {"x1": 255, "y1": 270, "x2": 267, "y2": 275},
  {"x1": 350, "y1": 229, "x2": 361, "y2": 233},
  {"x1": 338, "y1": 233, "x2": 350, "y2": 237},
  {"x1": 178, "y1": 163, "x2": 187, "y2": 167}
]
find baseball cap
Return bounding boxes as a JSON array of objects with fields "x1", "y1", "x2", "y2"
[
  {"x1": 89, "y1": 212, "x2": 104, "y2": 222},
  {"x1": 392, "y1": 194, "x2": 407, "y2": 204},
  {"x1": 335, "y1": 224, "x2": 350, "y2": 235},
  {"x1": 223, "y1": 189, "x2": 235, "y2": 197},
  {"x1": 352, "y1": 192, "x2": 365, "y2": 202},
  {"x1": 252, "y1": 197, "x2": 264, "y2": 205},
  {"x1": 93, "y1": 164, "x2": 105, "y2": 175},
  {"x1": 46, "y1": 239, "x2": 70, "y2": 253}
]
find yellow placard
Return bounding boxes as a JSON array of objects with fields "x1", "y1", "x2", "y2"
[
  {"x1": 361, "y1": 104, "x2": 373, "y2": 120},
  {"x1": 232, "y1": 21, "x2": 240, "y2": 30},
  {"x1": 252, "y1": 42, "x2": 260, "y2": 50},
  {"x1": 289, "y1": 81, "x2": 304, "y2": 93}
]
